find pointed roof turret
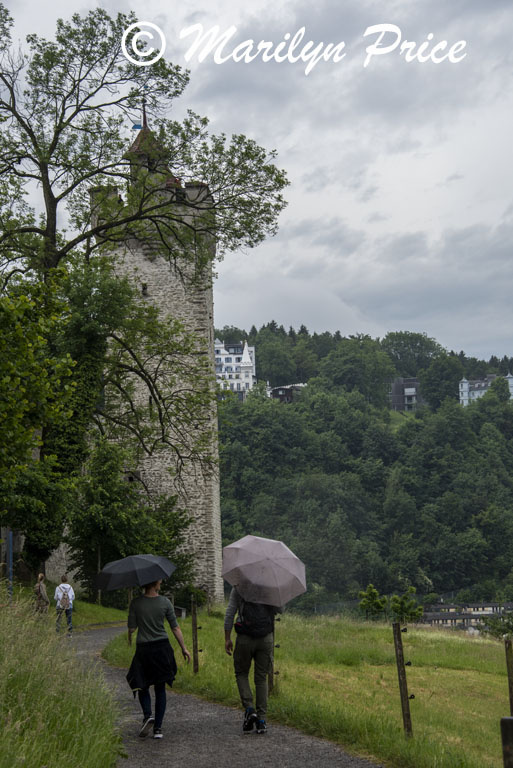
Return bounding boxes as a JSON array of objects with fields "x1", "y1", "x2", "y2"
[
  {"x1": 241, "y1": 342, "x2": 253, "y2": 367},
  {"x1": 126, "y1": 94, "x2": 183, "y2": 189},
  {"x1": 126, "y1": 93, "x2": 167, "y2": 168},
  {"x1": 142, "y1": 93, "x2": 148, "y2": 129}
]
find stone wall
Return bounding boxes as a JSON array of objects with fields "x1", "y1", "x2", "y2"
[{"x1": 109, "y1": 183, "x2": 224, "y2": 603}]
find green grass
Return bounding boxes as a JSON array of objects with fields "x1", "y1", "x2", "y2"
[
  {"x1": 0, "y1": 584, "x2": 122, "y2": 768},
  {"x1": 389, "y1": 409, "x2": 415, "y2": 433},
  {"x1": 103, "y1": 610, "x2": 507, "y2": 768}
]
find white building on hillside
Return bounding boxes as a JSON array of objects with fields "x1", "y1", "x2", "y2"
[
  {"x1": 214, "y1": 338, "x2": 256, "y2": 397},
  {"x1": 459, "y1": 373, "x2": 513, "y2": 406}
]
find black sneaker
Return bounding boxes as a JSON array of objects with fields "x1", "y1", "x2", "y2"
[
  {"x1": 153, "y1": 728, "x2": 163, "y2": 739},
  {"x1": 243, "y1": 707, "x2": 258, "y2": 733},
  {"x1": 139, "y1": 716, "x2": 155, "y2": 738},
  {"x1": 256, "y1": 719, "x2": 267, "y2": 734}
]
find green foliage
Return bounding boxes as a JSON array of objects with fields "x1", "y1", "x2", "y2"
[
  {"x1": 488, "y1": 375, "x2": 511, "y2": 403},
  {"x1": 422, "y1": 592, "x2": 440, "y2": 606},
  {"x1": 381, "y1": 331, "x2": 444, "y2": 377},
  {"x1": 66, "y1": 437, "x2": 193, "y2": 601},
  {"x1": 0, "y1": 288, "x2": 73, "y2": 489},
  {"x1": 6, "y1": 455, "x2": 72, "y2": 570},
  {"x1": 389, "y1": 586, "x2": 424, "y2": 623},
  {"x1": 319, "y1": 334, "x2": 395, "y2": 406},
  {"x1": 256, "y1": 331, "x2": 296, "y2": 386},
  {"x1": 358, "y1": 583, "x2": 388, "y2": 619},
  {"x1": 480, "y1": 611, "x2": 513, "y2": 639},
  {"x1": 219, "y1": 319, "x2": 513, "y2": 603},
  {"x1": 418, "y1": 353, "x2": 464, "y2": 409}
]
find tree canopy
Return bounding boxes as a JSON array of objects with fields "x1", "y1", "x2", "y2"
[{"x1": 0, "y1": 7, "x2": 288, "y2": 579}]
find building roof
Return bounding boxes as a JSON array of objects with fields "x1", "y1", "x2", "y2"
[
  {"x1": 125, "y1": 103, "x2": 181, "y2": 186},
  {"x1": 241, "y1": 342, "x2": 253, "y2": 365}
]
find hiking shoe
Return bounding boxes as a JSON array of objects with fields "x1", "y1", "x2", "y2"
[
  {"x1": 153, "y1": 728, "x2": 163, "y2": 739},
  {"x1": 139, "y1": 716, "x2": 155, "y2": 738},
  {"x1": 243, "y1": 707, "x2": 258, "y2": 733},
  {"x1": 256, "y1": 719, "x2": 267, "y2": 734}
]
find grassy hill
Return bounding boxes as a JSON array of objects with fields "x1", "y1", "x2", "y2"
[
  {"x1": 0, "y1": 584, "x2": 123, "y2": 768},
  {"x1": 104, "y1": 611, "x2": 507, "y2": 767}
]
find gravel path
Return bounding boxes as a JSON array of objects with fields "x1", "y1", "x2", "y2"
[{"x1": 74, "y1": 627, "x2": 383, "y2": 768}]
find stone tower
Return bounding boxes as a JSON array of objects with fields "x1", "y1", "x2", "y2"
[{"x1": 89, "y1": 115, "x2": 224, "y2": 602}]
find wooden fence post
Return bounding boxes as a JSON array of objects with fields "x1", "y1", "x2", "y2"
[
  {"x1": 392, "y1": 622, "x2": 413, "y2": 737},
  {"x1": 191, "y1": 595, "x2": 199, "y2": 674},
  {"x1": 501, "y1": 717, "x2": 513, "y2": 767},
  {"x1": 7, "y1": 529, "x2": 13, "y2": 602},
  {"x1": 505, "y1": 639, "x2": 513, "y2": 716},
  {"x1": 268, "y1": 618, "x2": 275, "y2": 694}
]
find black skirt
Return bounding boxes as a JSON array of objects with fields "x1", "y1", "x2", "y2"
[{"x1": 126, "y1": 638, "x2": 177, "y2": 692}]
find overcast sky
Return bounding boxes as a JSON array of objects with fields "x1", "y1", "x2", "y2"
[{"x1": 9, "y1": 0, "x2": 513, "y2": 359}]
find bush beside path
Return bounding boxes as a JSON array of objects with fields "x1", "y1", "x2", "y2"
[{"x1": 75, "y1": 627, "x2": 381, "y2": 768}]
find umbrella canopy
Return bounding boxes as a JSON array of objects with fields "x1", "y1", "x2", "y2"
[
  {"x1": 97, "y1": 554, "x2": 176, "y2": 591},
  {"x1": 222, "y1": 535, "x2": 306, "y2": 607}
]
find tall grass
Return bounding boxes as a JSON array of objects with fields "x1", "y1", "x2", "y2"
[
  {"x1": 0, "y1": 584, "x2": 122, "y2": 768},
  {"x1": 104, "y1": 610, "x2": 507, "y2": 767}
]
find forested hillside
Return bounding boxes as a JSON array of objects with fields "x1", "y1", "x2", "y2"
[{"x1": 217, "y1": 324, "x2": 513, "y2": 603}]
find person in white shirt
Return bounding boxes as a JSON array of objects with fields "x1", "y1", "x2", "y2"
[{"x1": 54, "y1": 574, "x2": 75, "y2": 636}]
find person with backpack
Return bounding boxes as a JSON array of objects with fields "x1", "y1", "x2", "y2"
[
  {"x1": 34, "y1": 573, "x2": 50, "y2": 615},
  {"x1": 224, "y1": 586, "x2": 280, "y2": 734},
  {"x1": 54, "y1": 574, "x2": 75, "y2": 636}
]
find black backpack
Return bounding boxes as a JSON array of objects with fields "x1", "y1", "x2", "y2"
[{"x1": 235, "y1": 600, "x2": 274, "y2": 638}]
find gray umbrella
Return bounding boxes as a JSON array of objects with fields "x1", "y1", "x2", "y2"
[
  {"x1": 97, "y1": 554, "x2": 176, "y2": 591},
  {"x1": 222, "y1": 535, "x2": 306, "y2": 607}
]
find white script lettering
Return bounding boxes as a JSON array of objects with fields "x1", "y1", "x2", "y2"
[
  {"x1": 363, "y1": 24, "x2": 467, "y2": 67},
  {"x1": 180, "y1": 24, "x2": 345, "y2": 75}
]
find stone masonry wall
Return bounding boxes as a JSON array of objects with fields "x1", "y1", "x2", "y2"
[{"x1": 111, "y1": 185, "x2": 223, "y2": 603}]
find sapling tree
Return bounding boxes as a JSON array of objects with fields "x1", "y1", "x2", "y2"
[
  {"x1": 358, "y1": 583, "x2": 388, "y2": 620},
  {"x1": 389, "y1": 586, "x2": 424, "y2": 624}
]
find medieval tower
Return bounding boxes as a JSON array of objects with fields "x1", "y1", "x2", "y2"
[
  {"x1": 117, "y1": 115, "x2": 224, "y2": 602},
  {"x1": 46, "y1": 111, "x2": 224, "y2": 602}
]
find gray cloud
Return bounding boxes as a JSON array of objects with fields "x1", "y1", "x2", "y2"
[{"x1": 8, "y1": 0, "x2": 513, "y2": 359}]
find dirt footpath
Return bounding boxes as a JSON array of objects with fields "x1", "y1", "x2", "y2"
[{"x1": 74, "y1": 627, "x2": 383, "y2": 768}]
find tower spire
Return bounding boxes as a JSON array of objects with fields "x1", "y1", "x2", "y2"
[{"x1": 142, "y1": 92, "x2": 148, "y2": 129}]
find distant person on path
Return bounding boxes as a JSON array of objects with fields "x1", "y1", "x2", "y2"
[
  {"x1": 224, "y1": 586, "x2": 279, "y2": 734},
  {"x1": 127, "y1": 579, "x2": 191, "y2": 740},
  {"x1": 54, "y1": 574, "x2": 75, "y2": 635},
  {"x1": 34, "y1": 573, "x2": 50, "y2": 614}
]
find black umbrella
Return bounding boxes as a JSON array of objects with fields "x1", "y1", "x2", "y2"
[{"x1": 97, "y1": 554, "x2": 176, "y2": 591}]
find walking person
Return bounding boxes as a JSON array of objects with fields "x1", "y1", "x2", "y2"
[
  {"x1": 224, "y1": 586, "x2": 280, "y2": 734},
  {"x1": 127, "y1": 579, "x2": 191, "y2": 740},
  {"x1": 34, "y1": 573, "x2": 50, "y2": 615},
  {"x1": 54, "y1": 574, "x2": 75, "y2": 635}
]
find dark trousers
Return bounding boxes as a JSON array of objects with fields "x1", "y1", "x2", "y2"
[
  {"x1": 233, "y1": 633, "x2": 274, "y2": 718},
  {"x1": 56, "y1": 607, "x2": 72, "y2": 633},
  {"x1": 138, "y1": 682, "x2": 167, "y2": 729}
]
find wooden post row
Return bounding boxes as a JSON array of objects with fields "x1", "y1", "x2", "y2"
[
  {"x1": 191, "y1": 595, "x2": 199, "y2": 674},
  {"x1": 392, "y1": 622, "x2": 413, "y2": 737}
]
